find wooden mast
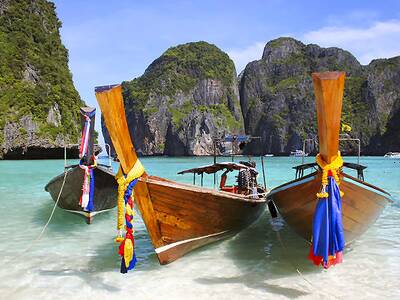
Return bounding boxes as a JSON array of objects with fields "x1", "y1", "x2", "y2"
[
  {"x1": 312, "y1": 71, "x2": 345, "y2": 163},
  {"x1": 94, "y1": 85, "x2": 139, "y2": 174}
]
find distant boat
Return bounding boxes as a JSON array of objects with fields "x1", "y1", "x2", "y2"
[
  {"x1": 384, "y1": 152, "x2": 400, "y2": 158},
  {"x1": 95, "y1": 85, "x2": 268, "y2": 268},
  {"x1": 267, "y1": 72, "x2": 391, "y2": 265},
  {"x1": 264, "y1": 154, "x2": 274, "y2": 157},
  {"x1": 45, "y1": 107, "x2": 118, "y2": 224},
  {"x1": 290, "y1": 150, "x2": 308, "y2": 157}
]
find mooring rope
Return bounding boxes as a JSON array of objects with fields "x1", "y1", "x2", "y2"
[{"x1": 4, "y1": 169, "x2": 70, "y2": 262}]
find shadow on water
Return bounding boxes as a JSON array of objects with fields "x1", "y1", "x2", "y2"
[
  {"x1": 196, "y1": 275, "x2": 309, "y2": 298},
  {"x1": 194, "y1": 212, "x2": 320, "y2": 298},
  {"x1": 85, "y1": 228, "x2": 161, "y2": 273},
  {"x1": 36, "y1": 218, "x2": 161, "y2": 292},
  {"x1": 38, "y1": 268, "x2": 121, "y2": 292}
]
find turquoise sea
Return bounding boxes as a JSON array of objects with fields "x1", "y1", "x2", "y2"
[{"x1": 0, "y1": 156, "x2": 399, "y2": 299}]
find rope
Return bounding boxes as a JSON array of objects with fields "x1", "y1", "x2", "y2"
[{"x1": 3, "y1": 169, "x2": 70, "y2": 263}]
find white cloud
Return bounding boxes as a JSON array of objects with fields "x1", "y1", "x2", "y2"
[
  {"x1": 227, "y1": 20, "x2": 400, "y2": 71},
  {"x1": 227, "y1": 42, "x2": 266, "y2": 73},
  {"x1": 303, "y1": 20, "x2": 400, "y2": 64}
]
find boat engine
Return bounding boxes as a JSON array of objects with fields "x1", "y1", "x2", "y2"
[{"x1": 237, "y1": 161, "x2": 258, "y2": 195}]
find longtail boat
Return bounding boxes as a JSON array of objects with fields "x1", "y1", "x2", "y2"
[
  {"x1": 45, "y1": 107, "x2": 118, "y2": 224},
  {"x1": 267, "y1": 71, "x2": 391, "y2": 267},
  {"x1": 95, "y1": 85, "x2": 267, "y2": 270}
]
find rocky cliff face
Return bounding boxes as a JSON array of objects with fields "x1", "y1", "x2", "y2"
[
  {"x1": 239, "y1": 37, "x2": 400, "y2": 155},
  {"x1": 0, "y1": 0, "x2": 83, "y2": 159},
  {"x1": 102, "y1": 41, "x2": 243, "y2": 156},
  {"x1": 102, "y1": 37, "x2": 400, "y2": 156},
  {"x1": 365, "y1": 57, "x2": 400, "y2": 152}
]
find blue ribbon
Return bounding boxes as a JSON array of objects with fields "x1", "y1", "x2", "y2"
[
  {"x1": 312, "y1": 176, "x2": 345, "y2": 264},
  {"x1": 85, "y1": 168, "x2": 95, "y2": 212}
]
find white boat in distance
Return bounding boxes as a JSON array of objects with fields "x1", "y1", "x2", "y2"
[
  {"x1": 384, "y1": 152, "x2": 400, "y2": 158},
  {"x1": 290, "y1": 150, "x2": 308, "y2": 157}
]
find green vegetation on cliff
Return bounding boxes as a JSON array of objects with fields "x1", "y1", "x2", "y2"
[
  {"x1": 0, "y1": 0, "x2": 83, "y2": 146},
  {"x1": 122, "y1": 41, "x2": 236, "y2": 109},
  {"x1": 105, "y1": 41, "x2": 243, "y2": 155}
]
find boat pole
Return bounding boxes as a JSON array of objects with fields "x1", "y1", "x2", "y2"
[
  {"x1": 213, "y1": 138, "x2": 217, "y2": 188},
  {"x1": 261, "y1": 155, "x2": 267, "y2": 190}
]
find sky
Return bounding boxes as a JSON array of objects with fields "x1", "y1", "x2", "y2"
[{"x1": 53, "y1": 0, "x2": 400, "y2": 145}]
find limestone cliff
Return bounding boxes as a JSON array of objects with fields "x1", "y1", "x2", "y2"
[
  {"x1": 103, "y1": 41, "x2": 243, "y2": 156},
  {"x1": 239, "y1": 37, "x2": 400, "y2": 155},
  {"x1": 102, "y1": 37, "x2": 400, "y2": 156},
  {"x1": 0, "y1": 0, "x2": 83, "y2": 159}
]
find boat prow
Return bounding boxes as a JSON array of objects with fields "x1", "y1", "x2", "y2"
[
  {"x1": 45, "y1": 165, "x2": 118, "y2": 224},
  {"x1": 268, "y1": 171, "x2": 390, "y2": 243},
  {"x1": 95, "y1": 84, "x2": 267, "y2": 266},
  {"x1": 44, "y1": 106, "x2": 118, "y2": 223},
  {"x1": 268, "y1": 71, "x2": 391, "y2": 247}
]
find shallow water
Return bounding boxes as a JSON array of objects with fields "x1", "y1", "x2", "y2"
[{"x1": 0, "y1": 156, "x2": 399, "y2": 299}]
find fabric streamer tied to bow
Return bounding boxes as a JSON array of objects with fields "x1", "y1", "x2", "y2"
[
  {"x1": 309, "y1": 151, "x2": 345, "y2": 268},
  {"x1": 115, "y1": 159, "x2": 145, "y2": 273}
]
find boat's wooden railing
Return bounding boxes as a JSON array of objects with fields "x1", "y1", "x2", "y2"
[
  {"x1": 293, "y1": 162, "x2": 367, "y2": 180},
  {"x1": 302, "y1": 135, "x2": 361, "y2": 165}
]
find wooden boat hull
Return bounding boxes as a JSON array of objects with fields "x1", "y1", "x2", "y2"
[
  {"x1": 45, "y1": 166, "x2": 118, "y2": 223},
  {"x1": 135, "y1": 175, "x2": 267, "y2": 264},
  {"x1": 267, "y1": 171, "x2": 390, "y2": 243},
  {"x1": 95, "y1": 84, "x2": 267, "y2": 266}
]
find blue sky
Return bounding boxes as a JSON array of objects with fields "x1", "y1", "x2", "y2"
[{"x1": 53, "y1": 0, "x2": 400, "y2": 144}]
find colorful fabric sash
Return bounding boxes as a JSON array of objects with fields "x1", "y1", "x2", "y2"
[
  {"x1": 78, "y1": 109, "x2": 96, "y2": 212},
  {"x1": 309, "y1": 176, "x2": 345, "y2": 268},
  {"x1": 79, "y1": 159, "x2": 96, "y2": 212},
  {"x1": 310, "y1": 151, "x2": 345, "y2": 268},
  {"x1": 115, "y1": 160, "x2": 145, "y2": 273}
]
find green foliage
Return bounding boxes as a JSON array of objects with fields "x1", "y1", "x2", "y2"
[
  {"x1": 122, "y1": 41, "x2": 235, "y2": 109},
  {"x1": 0, "y1": 0, "x2": 83, "y2": 145},
  {"x1": 199, "y1": 104, "x2": 242, "y2": 131},
  {"x1": 342, "y1": 76, "x2": 371, "y2": 134},
  {"x1": 266, "y1": 37, "x2": 301, "y2": 49},
  {"x1": 169, "y1": 101, "x2": 241, "y2": 132},
  {"x1": 157, "y1": 143, "x2": 165, "y2": 152},
  {"x1": 143, "y1": 106, "x2": 159, "y2": 117},
  {"x1": 275, "y1": 76, "x2": 302, "y2": 91},
  {"x1": 169, "y1": 102, "x2": 194, "y2": 127},
  {"x1": 371, "y1": 57, "x2": 400, "y2": 73}
]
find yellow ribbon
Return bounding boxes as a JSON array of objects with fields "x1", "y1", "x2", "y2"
[
  {"x1": 114, "y1": 159, "x2": 145, "y2": 242},
  {"x1": 123, "y1": 238, "x2": 134, "y2": 268},
  {"x1": 315, "y1": 151, "x2": 344, "y2": 198}
]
